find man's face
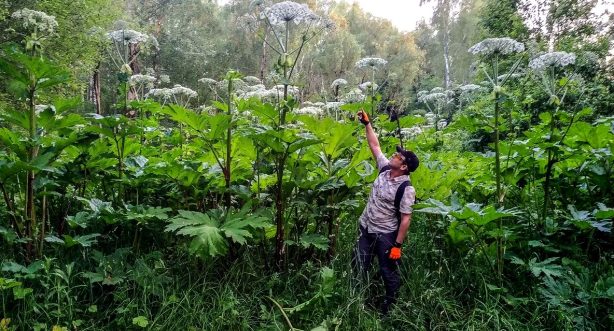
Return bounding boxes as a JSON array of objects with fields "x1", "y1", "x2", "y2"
[{"x1": 389, "y1": 152, "x2": 407, "y2": 171}]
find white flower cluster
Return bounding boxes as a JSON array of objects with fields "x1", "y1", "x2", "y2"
[
  {"x1": 358, "y1": 81, "x2": 378, "y2": 92},
  {"x1": 295, "y1": 106, "x2": 323, "y2": 116},
  {"x1": 330, "y1": 78, "x2": 348, "y2": 89},
  {"x1": 273, "y1": 84, "x2": 300, "y2": 96},
  {"x1": 146, "y1": 88, "x2": 174, "y2": 101},
  {"x1": 35, "y1": 104, "x2": 56, "y2": 114},
  {"x1": 580, "y1": 51, "x2": 599, "y2": 65},
  {"x1": 159, "y1": 74, "x2": 171, "y2": 84},
  {"x1": 11, "y1": 8, "x2": 58, "y2": 34},
  {"x1": 400, "y1": 126, "x2": 423, "y2": 139},
  {"x1": 198, "y1": 77, "x2": 217, "y2": 85},
  {"x1": 323, "y1": 101, "x2": 344, "y2": 110},
  {"x1": 238, "y1": 14, "x2": 258, "y2": 31},
  {"x1": 430, "y1": 87, "x2": 445, "y2": 93},
  {"x1": 343, "y1": 88, "x2": 365, "y2": 103},
  {"x1": 107, "y1": 29, "x2": 148, "y2": 44},
  {"x1": 355, "y1": 57, "x2": 388, "y2": 70},
  {"x1": 459, "y1": 84, "x2": 483, "y2": 93},
  {"x1": 129, "y1": 74, "x2": 156, "y2": 88},
  {"x1": 238, "y1": 84, "x2": 277, "y2": 99},
  {"x1": 215, "y1": 79, "x2": 249, "y2": 96},
  {"x1": 243, "y1": 76, "x2": 262, "y2": 85},
  {"x1": 236, "y1": 83, "x2": 300, "y2": 100},
  {"x1": 262, "y1": 1, "x2": 316, "y2": 26},
  {"x1": 497, "y1": 73, "x2": 524, "y2": 82},
  {"x1": 528, "y1": 52, "x2": 576, "y2": 71},
  {"x1": 424, "y1": 113, "x2": 436, "y2": 125},
  {"x1": 171, "y1": 84, "x2": 198, "y2": 98},
  {"x1": 418, "y1": 87, "x2": 454, "y2": 104},
  {"x1": 419, "y1": 92, "x2": 447, "y2": 103},
  {"x1": 468, "y1": 38, "x2": 525, "y2": 56}
]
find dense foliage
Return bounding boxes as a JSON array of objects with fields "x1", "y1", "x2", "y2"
[{"x1": 0, "y1": 0, "x2": 612, "y2": 330}]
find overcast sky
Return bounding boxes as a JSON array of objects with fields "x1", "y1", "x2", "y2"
[
  {"x1": 217, "y1": 0, "x2": 436, "y2": 32},
  {"x1": 344, "y1": 0, "x2": 435, "y2": 31}
]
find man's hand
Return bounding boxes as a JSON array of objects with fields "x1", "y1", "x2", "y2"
[
  {"x1": 388, "y1": 242, "x2": 402, "y2": 260},
  {"x1": 357, "y1": 110, "x2": 369, "y2": 125}
]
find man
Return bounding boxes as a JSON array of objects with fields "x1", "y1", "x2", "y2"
[{"x1": 353, "y1": 110, "x2": 419, "y2": 315}]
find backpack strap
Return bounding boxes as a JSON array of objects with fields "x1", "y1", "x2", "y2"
[
  {"x1": 379, "y1": 164, "x2": 391, "y2": 174},
  {"x1": 394, "y1": 180, "x2": 410, "y2": 223},
  {"x1": 379, "y1": 164, "x2": 412, "y2": 224}
]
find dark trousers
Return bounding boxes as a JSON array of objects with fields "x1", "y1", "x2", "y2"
[{"x1": 352, "y1": 225, "x2": 401, "y2": 311}]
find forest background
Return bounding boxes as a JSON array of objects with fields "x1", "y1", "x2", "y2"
[{"x1": 0, "y1": 0, "x2": 612, "y2": 330}]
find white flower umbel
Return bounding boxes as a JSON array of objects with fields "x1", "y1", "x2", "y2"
[
  {"x1": 468, "y1": 38, "x2": 525, "y2": 56},
  {"x1": 129, "y1": 74, "x2": 156, "y2": 88},
  {"x1": 107, "y1": 29, "x2": 149, "y2": 44},
  {"x1": 198, "y1": 77, "x2": 217, "y2": 85},
  {"x1": 355, "y1": 57, "x2": 388, "y2": 70},
  {"x1": 418, "y1": 92, "x2": 446, "y2": 104},
  {"x1": 129, "y1": 74, "x2": 156, "y2": 100},
  {"x1": 417, "y1": 88, "x2": 453, "y2": 132},
  {"x1": 145, "y1": 88, "x2": 174, "y2": 105},
  {"x1": 238, "y1": 84, "x2": 274, "y2": 100},
  {"x1": 430, "y1": 87, "x2": 445, "y2": 93},
  {"x1": 358, "y1": 81, "x2": 379, "y2": 93},
  {"x1": 324, "y1": 102, "x2": 344, "y2": 110},
  {"x1": 263, "y1": 1, "x2": 315, "y2": 26},
  {"x1": 400, "y1": 126, "x2": 423, "y2": 139},
  {"x1": 35, "y1": 104, "x2": 56, "y2": 114},
  {"x1": 458, "y1": 84, "x2": 485, "y2": 103},
  {"x1": 11, "y1": 8, "x2": 58, "y2": 34},
  {"x1": 159, "y1": 74, "x2": 171, "y2": 84},
  {"x1": 497, "y1": 73, "x2": 523, "y2": 82},
  {"x1": 528, "y1": 52, "x2": 576, "y2": 72},
  {"x1": 343, "y1": 88, "x2": 365, "y2": 103},
  {"x1": 330, "y1": 78, "x2": 348, "y2": 89},
  {"x1": 243, "y1": 76, "x2": 262, "y2": 85},
  {"x1": 295, "y1": 106, "x2": 323, "y2": 117},
  {"x1": 273, "y1": 84, "x2": 299, "y2": 96},
  {"x1": 106, "y1": 28, "x2": 150, "y2": 72},
  {"x1": 459, "y1": 84, "x2": 482, "y2": 93},
  {"x1": 171, "y1": 84, "x2": 198, "y2": 98}
]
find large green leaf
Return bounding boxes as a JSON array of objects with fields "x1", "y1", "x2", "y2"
[
  {"x1": 299, "y1": 234, "x2": 329, "y2": 251},
  {"x1": 166, "y1": 210, "x2": 227, "y2": 257},
  {"x1": 528, "y1": 257, "x2": 564, "y2": 279},
  {"x1": 220, "y1": 207, "x2": 270, "y2": 245}
]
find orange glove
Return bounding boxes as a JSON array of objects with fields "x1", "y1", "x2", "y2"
[
  {"x1": 389, "y1": 246, "x2": 401, "y2": 260},
  {"x1": 357, "y1": 110, "x2": 370, "y2": 125}
]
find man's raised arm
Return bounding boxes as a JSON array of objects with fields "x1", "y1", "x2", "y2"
[{"x1": 357, "y1": 110, "x2": 382, "y2": 159}]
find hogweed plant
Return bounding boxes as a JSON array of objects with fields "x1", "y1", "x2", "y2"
[
  {"x1": 528, "y1": 51, "x2": 578, "y2": 221},
  {"x1": 106, "y1": 27, "x2": 154, "y2": 111},
  {"x1": 9, "y1": 8, "x2": 58, "y2": 55},
  {"x1": 417, "y1": 87, "x2": 455, "y2": 146},
  {"x1": 468, "y1": 37, "x2": 525, "y2": 279},
  {"x1": 330, "y1": 78, "x2": 347, "y2": 102},
  {"x1": 355, "y1": 57, "x2": 387, "y2": 119},
  {"x1": 128, "y1": 74, "x2": 156, "y2": 101},
  {"x1": 0, "y1": 10, "x2": 68, "y2": 258},
  {"x1": 244, "y1": 1, "x2": 333, "y2": 266}
]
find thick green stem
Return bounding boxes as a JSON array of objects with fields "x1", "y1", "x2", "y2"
[
  {"x1": 225, "y1": 79, "x2": 233, "y2": 209},
  {"x1": 26, "y1": 87, "x2": 37, "y2": 256},
  {"x1": 493, "y1": 54, "x2": 503, "y2": 279}
]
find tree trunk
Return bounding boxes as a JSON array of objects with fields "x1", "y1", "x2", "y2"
[
  {"x1": 153, "y1": 17, "x2": 163, "y2": 81},
  {"x1": 442, "y1": 0, "x2": 452, "y2": 89},
  {"x1": 87, "y1": 62, "x2": 102, "y2": 114}
]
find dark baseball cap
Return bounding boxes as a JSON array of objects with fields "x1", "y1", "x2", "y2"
[{"x1": 396, "y1": 145, "x2": 419, "y2": 173}]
